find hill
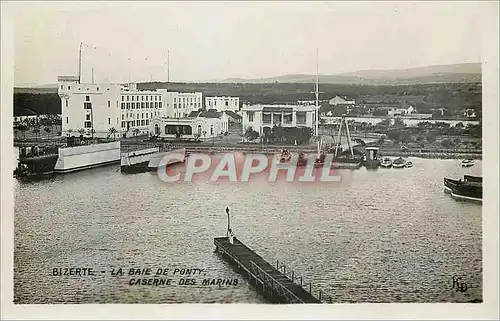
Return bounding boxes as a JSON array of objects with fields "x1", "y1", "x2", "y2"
[{"x1": 219, "y1": 63, "x2": 481, "y2": 85}]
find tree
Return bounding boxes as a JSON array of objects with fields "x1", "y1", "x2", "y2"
[
  {"x1": 78, "y1": 128, "x2": 85, "y2": 136},
  {"x1": 244, "y1": 127, "x2": 259, "y2": 141},
  {"x1": 32, "y1": 126, "x2": 40, "y2": 138},
  {"x1": 373, "y1": 109, "x2": 388, "y2": 116},
  {"x1": 393, "y1": 118, "x2": 406, "y2": 128},
  {"x1": 44, "y1": 127, "x2": 51, "y2": 136},
  {"x1": 109, "y1": 127, "x2": 117, "y2": 140}
]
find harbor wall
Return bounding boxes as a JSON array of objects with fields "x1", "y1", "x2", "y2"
[{"x1": 54, "y1": 141, "x2": 120, "y2": 173}]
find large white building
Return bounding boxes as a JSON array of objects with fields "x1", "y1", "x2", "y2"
[
  {"x1": 57, "y1": 76, "x2": 202, "y2": 138},
  {"x1": 162, "y1": 91, "x2": 203, "y2": 118},
  {"x1": 205, "y1": 96, "x2": 239, "y2": 112},
  {"x1": 241, "y1": 104, "x2": 316, "y2": 135}
]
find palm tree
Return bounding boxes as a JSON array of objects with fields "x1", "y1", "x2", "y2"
[
  {"x1": 78, "y1": 128, "x2": 85, "y2": 137},
  {"x1": 109, "y1": 127, "x2": 117, "y2": 140},
  {"x1": 32, "y1": 126, "x2": 41, "y2": 139}
]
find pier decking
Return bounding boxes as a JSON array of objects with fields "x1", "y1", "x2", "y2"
[{"x1": 214, "y1": 237, "x2": 321, "y2": 304}]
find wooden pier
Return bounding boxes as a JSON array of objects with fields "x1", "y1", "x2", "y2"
[{"x1": 214, "y1": 236, "x2": 322, "y2": 304}]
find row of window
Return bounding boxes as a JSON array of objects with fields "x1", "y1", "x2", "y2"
[
  {"x1": 121, "y1": 112, "x2": 158, "y2": 120},
  {"x1": 173, "y1": 103, "x2": 201, "y2": 109},
  {"x1": 121, "y1": 120, "x2": 150, "y2": 128},
  {"x1": 121, "y1": 95, "x2": 160, "y2": 102},
  {"x1": 120, "y1": 102, "x2": 161, "y2": 109},
  {"x1": 61, "y1": 85, "x2": 108, "y2": 92},
  {"x1": 173, "y1": 97, "x2": 200, "y2": 103},
  {"x1": 206, "y1": 100, "x2": 238, "y2": 107}
]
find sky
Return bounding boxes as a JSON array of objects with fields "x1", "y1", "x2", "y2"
[{"x1": 5, "y1": 1, "x2": 491, "y2": 85}]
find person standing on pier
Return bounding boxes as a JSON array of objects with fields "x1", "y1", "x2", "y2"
[{"x1": 226, "y1": 207, "x2": 235, "y2": 244}]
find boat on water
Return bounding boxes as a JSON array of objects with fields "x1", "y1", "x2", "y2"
[
  {"x1": 461, "y1": 159, "x2": 475, "y2": 167},
  {"x1": 392, "y1": 157, "x2": 406, "y2": 168},
  {"x1": 451, "y1": 182, "x2": 482, "y2": 203},
  {"x1": 363, "y1": 147, "x2": 381, "y2": 169},
  {"x1": 380, "y1": 157, "x2": 393, "y2": 168},
  {"x1": 404, "y1": 161, "x2": 413, "y2": 168},
  {"x1": 275, "y1": 149, "x2": 292, "y2": 164},
  {"x1": 443, "y1": 175, "x2": 482, "y2": 193},
  {"x1": 328, "y1": 115, "x2": 363, "y2": 169},
  {"x1": 147, "y1": 147, "x2": 187, "y2": 171}
]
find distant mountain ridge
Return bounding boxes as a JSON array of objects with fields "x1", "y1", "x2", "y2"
[{"x1": 219, "y1": 63, "x2": 481, "y2": 85}]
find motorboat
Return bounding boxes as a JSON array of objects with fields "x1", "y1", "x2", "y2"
[
  {"x1": 404, "y1": 161, "x2": 413, "y2": 168},
  {"x1": 444, "y1": 175, "x2": 483, "y2": 195},
  {"x1": 392, "y1": 157, "x2": 406, "y2": 168},
  {"x1": 380, "y1": 157, "x2": 393, "y2": 168},
  {"x1": 461, "y1": 159, "x2": 475, "y2": 167}
]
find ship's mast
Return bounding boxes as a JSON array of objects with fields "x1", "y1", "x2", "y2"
[
  {"x1": 78, "y1": 42, "x2": 83, "y2": 84},
  {"x1": 167, "y1": 50, "x2": 170, "y2": 91},
  {"x1": 315, "y1": 48, "x2": 319, "y2": 137}
]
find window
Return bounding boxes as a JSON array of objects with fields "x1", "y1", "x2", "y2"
[
  {"x1": 121, "y1": 121, "x2": 125, "y2": 128},
  {"x1": 197, "y1": 125, "x2": 202, "y2": 136},
  {"x1": 296, "y1": 112, "x2": 306, "y2": 124},
  {"x1": 141, "y1": 120, "x2": 145, "y2": 126},
  {"x1": 146, "y1": 113, "x2": 148, "y2": 119},
  {"x1": 155, "y1": 102, "x2": 158, "y2": 108},
  {"x1": 108, "y1": 118, "x2": 111, "y2": 125},
  {"x1": 150, "y1": 113, "x2": 153, "y2": 118},
  {"x1": 137, "y1": 96, "x2": 139, "y2": 101},
  {"x1": 122, "y1": 96, "x2": 124, "y2": 101},
  {"x1": 122, "y1": 115, "x2": 124, "y2": 120},
  {"x1": 132, "y1": 121, "x2": 135, "y2": 126},
  {"x1": 214, "y1": 101, "x2": 217, "y2": 106},
  {"x1": 248, "y1": 111, "x2": 254, "y2": 122},
  {"x1": 84, "y1": 102, "x2": 92, "y2": 109},
  {"x1": 107, "y1": 100, "x2": 110, "y2": 107},
  {"x1": 66, "y1": 117, "x2": 68, "y2": 124},
  {"x1": 60, "y1": 85, "x2": 63, "y2": 89},
  {"x1": 65, "y1": 100, "x2": 68, "y2": 107},
  {"x1": 174, "y1": 98, "x2": 176, "y2": 102},
  {"x1": 121, "y1": 103, "x2": 125, "y2": 109},
  {"x1": 127, "y1": 96, "x2": 129, "y2": 101},
  {"x1": 141, "y1": 113, "x2": 144, "y2": 119},
  {"x1": 210, "y1": 125, "x2": 213, "y2": 135},
  {"x1": 146, "y1": 96, "x2": 148, "y2": 101},
  {"x1": 126, "y1": 103, "x2": 130, "y2": 109},
  {"x1": 174, "y1": 103, "x2": 177, "y2": 109},
  {"x1": 132, "y1": 96, "x2": 135, "y2": 101},
  {"x1": 159, "y1": 102, "x2": 162, "y2": 108},
  {"x1": 84, "y1": 121, "x2": 92, "y2": 128},
  {"x1": 141, "y1": 102, "x2": 144, "y2": 109},
  {"x1": 132, "y1": 102, "x2": 135, "y2": 109},
  {"x1": 97, "y1": 87, "x2": 100, "y2": 91},
  {"x1": 85, "y1": 96, "x2": 90, "y2": 101},
  {"x1": 146, "y1": 120, "x2": 149, "y2": 125},
  {"x1": 86, "y1": 114, "x2": 91, "y2": 120},
  {"x1": 225, "y1": 101, "x2": 229, "y2": 106},
  {"x1": 141, "y1": 96, "x2": 144, "y2": 101},
  {"x1": 68, "y1": 86, "x2": 71, "y2": 90}
]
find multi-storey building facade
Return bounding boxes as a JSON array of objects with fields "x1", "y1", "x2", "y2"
[
  {"x1": 57, "y1": 77, "x2": 201, "y2": 138},
  {"x1": 205, "y1": 96, "x2": 239, "y2": 111},
  {"x1": 162, "y1": 91, "x2": 203, "y2": 118},
  {"x1": 241, "y1": 104, "x2": 316, "y2": 135}
]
